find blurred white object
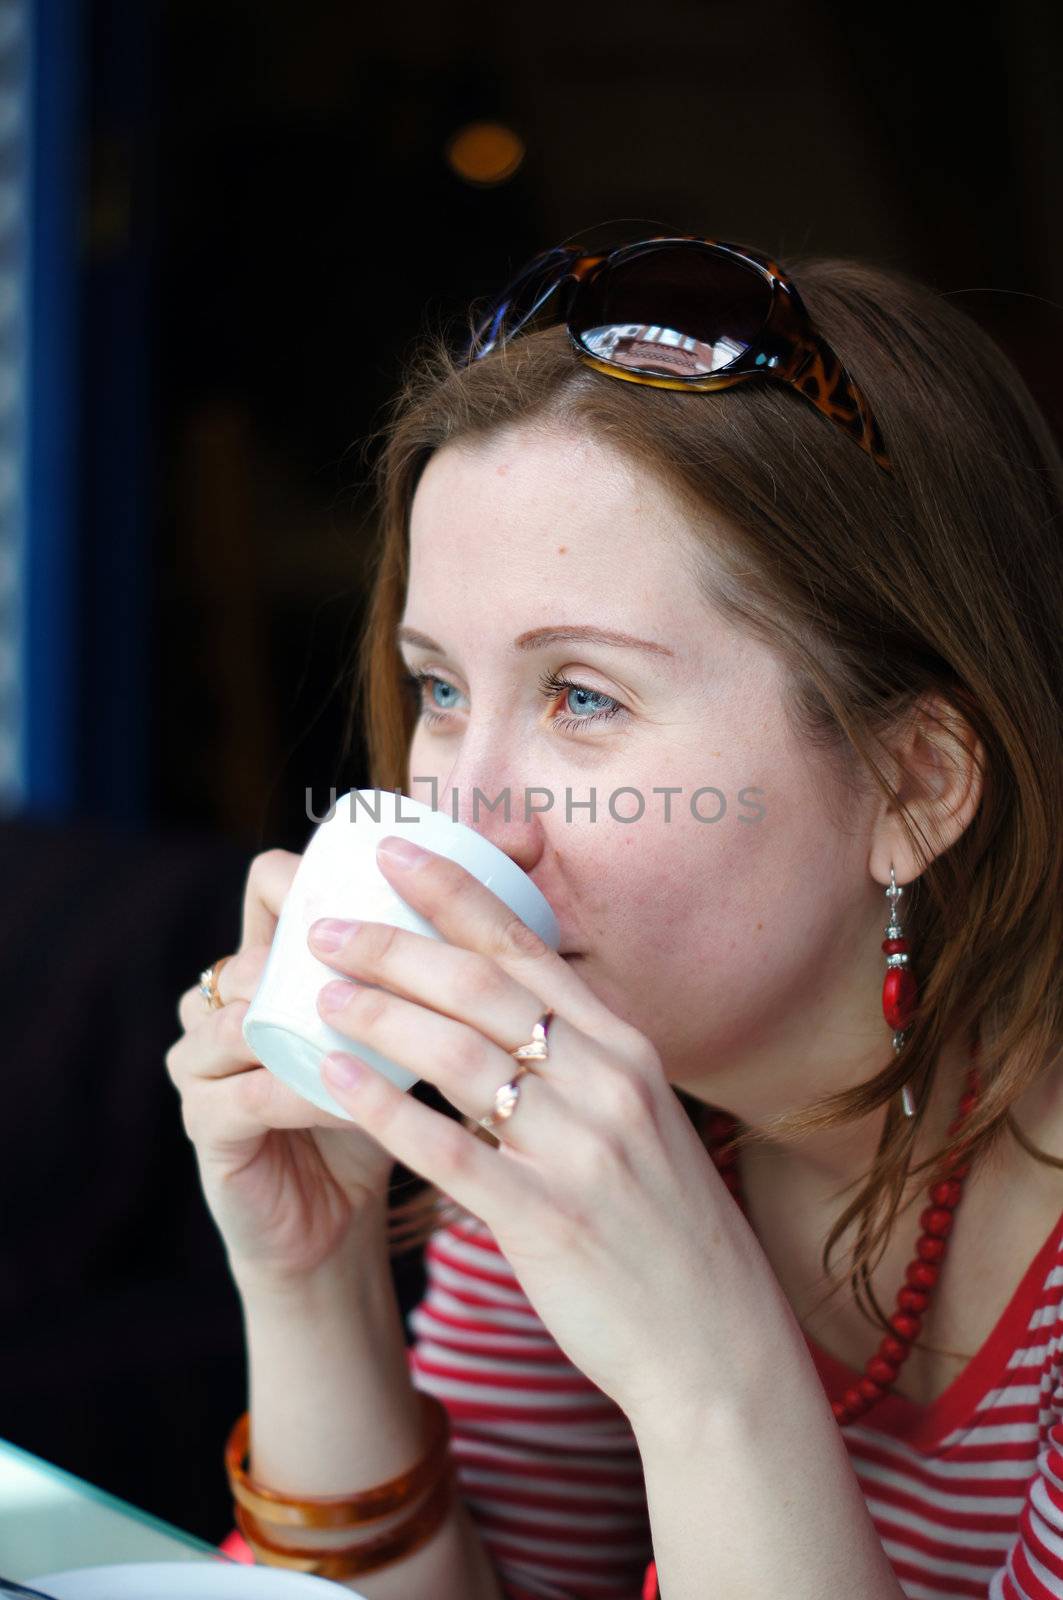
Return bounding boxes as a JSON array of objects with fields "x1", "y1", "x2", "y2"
[{"x1": 31, "y1": 1567, "x2": 360, "y2": 1597}]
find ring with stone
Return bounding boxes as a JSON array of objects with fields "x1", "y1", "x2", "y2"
[
  {"x1": 477, "y1": 1010, "x2": 554, "y2": 1132},
  {"x1": 199, "y1": 955, "x2": 233, "y2": 1012}
]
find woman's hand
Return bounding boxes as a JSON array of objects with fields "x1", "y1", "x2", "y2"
[
  {"x1": 307, "y1": 833, "x2": 765, "y2": 1428},
  {"x1": 166, "y1": 849, "x2": 396, "y2": 1295}
]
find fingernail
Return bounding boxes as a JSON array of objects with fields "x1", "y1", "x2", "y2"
[
  {"x1": 319, "y1": 978, "x2": 356, "y2": 1012},
  {"x1": 310, "y1": 918, "x2": 358, "y2": 951},
  {"x1": 377, "y1": 835, "x2": 429, "y2": 869},
  {"x1": 322, "y1": 1053, "x2": 364, "y2": 1088}
]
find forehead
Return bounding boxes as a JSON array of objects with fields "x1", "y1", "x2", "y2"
[
  {"x1": 402, "y1": 426, "x2": 785, "y2": 700},
  {"x1": 407, "y1": 424, "x2": 704, "y2": 601}
]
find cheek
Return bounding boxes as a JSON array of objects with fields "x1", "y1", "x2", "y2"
[
  {"x1": 572, "y1": 705, "x2": 788, "y2": 935},
  {"x1": 405, "y1": 731, "x2": 444, "y2": 795},
  {"x1": 564, "y1": 757, "x2": 858, "y2": 1042},
  {"x1": 559, "y1": 802, "x2": 758, "y2": 956}
]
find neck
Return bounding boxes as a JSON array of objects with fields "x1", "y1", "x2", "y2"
[
  {"x1": 712, "y1": 1034, "x2": 979, "y2": 1340},
  {"x1": 693, "y1": 1028, "x2": 977, "y2": 1210}
]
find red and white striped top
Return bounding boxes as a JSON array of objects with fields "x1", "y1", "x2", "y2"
[
  {"x1": 219, "y1": 1204, "x2": 1063, "y2": 1597},
  {"x1": 405, "y1": 1207, "x2": 1063, "y2": 1600}
]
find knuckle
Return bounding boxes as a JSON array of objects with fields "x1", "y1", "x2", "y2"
[
  {"x1": 243, "y1": 848, "x2": 299, "y2": 936},
  {"x1": 611, "y1": 1021, "x2": 662, "y2": 1076},
  {"x1": 351, "y1": 1064, "x2": 389, "y2": 1113},
  {"x1": 242, "y1": 945, "x2": 269, "y2": 989},
  {"x1": 348, "y1": 982, "x2": 389, "y2": 1030},
  {"x1": 218, "y1": 999, "x2": 250, "y2": 1046},
  {"x1": 241, "y1": 1066, "x2": 273, "y2": 1114},
  {"x1": 599, "y1": 1062, "x2": 657, "y2": 1124},
  {"x1": 228, "y1": 1066, "x2": 270, "y2": 1129},
  {"x1": 249, "y1": 846, "x2": 290, "y2": 883},
  {"x1": 221, "y1": 945, "x2": 267, "y2": 1004},
  {"x1": 442, "y1": 868, "x2": 482, "y2": 926},
  {"x1": 430, "y1": 853, "x2": 464, "y2": 891},
  {"x1": 179, "y1": 1086, "x2": 204, "y2": 1143},
  {"x1": 244, "y1": 850, "x2": 279, "y2": 910},
  {"x1": 355, "y1": 919, "x2": 400, "y2": 968},
  {"x1": 451, "y1": 953, "x2": 506, "y2": 1009},
  {"x1": 431, "y1": 1115, "x2": 476, "y2": 1178},
  {"x1": 437, "y1": 1025, "x2": 487, "y2": 1079},
  {"x1": 164, "y1": 1038, "x2": 185, "y2": 1089},
  {"x1": 489, "y1": 912, "x2": 549, "y2": 964},
  {"x1": 175, "y1": 990, "x2": 197, "y2": 1033}
]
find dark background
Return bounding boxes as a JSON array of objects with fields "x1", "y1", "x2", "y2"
[{"x1": 2, "y1": 0, "x2": 1062, "y2": 1552}]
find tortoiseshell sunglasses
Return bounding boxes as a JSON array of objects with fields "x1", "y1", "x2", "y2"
[{"x1": 464, "y1": 234, "x2": 892, "y2": 474}]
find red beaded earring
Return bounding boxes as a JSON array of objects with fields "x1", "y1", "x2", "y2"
[{"x1": 882, "y1": 864, "x2": 919, "y2": 1115}]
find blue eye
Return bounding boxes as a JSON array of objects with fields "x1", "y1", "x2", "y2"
[
  {"x1": 399, "y1": 668, "x2": 625, "y2": 735},
  {"x1": 542, "y1": 670, "x2": 624, "y2": 731},
  {"x1": 398, "y1": 671, "x2": 462, "y2": 726}
]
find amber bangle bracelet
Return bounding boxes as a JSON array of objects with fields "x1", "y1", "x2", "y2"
[
  {"x1": 233, "y1": 1458, "x2": 458, "y2": 1578},
  {"x1": 225, "y1": 1390, "x2": 450, "y2": 1530}
]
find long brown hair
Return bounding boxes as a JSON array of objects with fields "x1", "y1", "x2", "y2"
[{"x1": 346, "y1": 253, "x2": 1063, "y2": 1350}]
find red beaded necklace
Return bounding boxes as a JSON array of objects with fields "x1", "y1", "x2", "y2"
[{"x1": 699, "y1": 1041, "x2": 982, "y2": 1425}]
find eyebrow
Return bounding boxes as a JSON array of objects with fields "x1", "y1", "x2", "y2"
[{"x1": 396, "y1": 624, "x2": 675, "y2": 658}]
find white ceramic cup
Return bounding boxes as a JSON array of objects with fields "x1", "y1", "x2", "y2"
[{"x1": 242, "y1": 788, "x2": 560, "y2": 1121}]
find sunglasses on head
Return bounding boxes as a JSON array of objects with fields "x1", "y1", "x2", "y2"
[{"x1": 463, "y1": 234, "x2": 892, "y2": 474}]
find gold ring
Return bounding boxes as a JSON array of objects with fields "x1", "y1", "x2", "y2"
[
  {"x1": 477, "y1": 1010, "x2": 554, "y2": 1131},
  {"x1": 199, "y1": 954, "x2": 234, "y2": 1012}
]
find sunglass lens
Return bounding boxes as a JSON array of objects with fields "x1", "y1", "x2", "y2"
[
  {"x1": 468, "y1": 246, "x2": 574, "y2": 359},
  {"x1": 569, "y1": 243, "x2": 771, "y2": 378}
]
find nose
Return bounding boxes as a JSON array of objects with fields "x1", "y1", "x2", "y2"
[{"x1": 437, "y1": 767, "x2": 546, "y2": 878}]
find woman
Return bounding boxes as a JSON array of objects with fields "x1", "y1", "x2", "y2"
[{"x1": 168, "y1": 236, "x2": 1063, "y2": 1599}]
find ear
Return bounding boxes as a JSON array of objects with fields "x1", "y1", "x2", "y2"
[{"x1": 869, "y1": 692, "x2": 985, "y2": 888}]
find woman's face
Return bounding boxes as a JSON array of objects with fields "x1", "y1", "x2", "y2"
[{"x1": 400, "y1": 421, "x2": 886, "y2": 1117}]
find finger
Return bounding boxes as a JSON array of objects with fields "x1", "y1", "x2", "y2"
[
  {"x1": 239, "y1": 847, "x2": 302, "y2": 952},
  {"x1": 177, "y1": 850, "x2": 298, "y2": 1036},
  {"x1": 167, "y1": 999, "x2": 259, "y2": 1087},
  {"x1": 372, "y1": 838, "x2": 639, "y2": 1055},
  {"x1": 184, "y1": 1062, "x2": 356, "y2": 1156},
  {"x1": 308, "y1": 918, "x2": 573, "y2": 1076},
  {"x1": 317, "y1": 1049, "x2": 538, "y2": 1219},
  {"x1": 313, "y1": 977, "x2": 581, "y2": 1153},
  {"x1": 176, "y1": 946, "x2": 267, "y2": 1034}
]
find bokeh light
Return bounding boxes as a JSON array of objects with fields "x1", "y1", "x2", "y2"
[{"x1": 445, "y1": 120, "x2": 525, "y2": 186}]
